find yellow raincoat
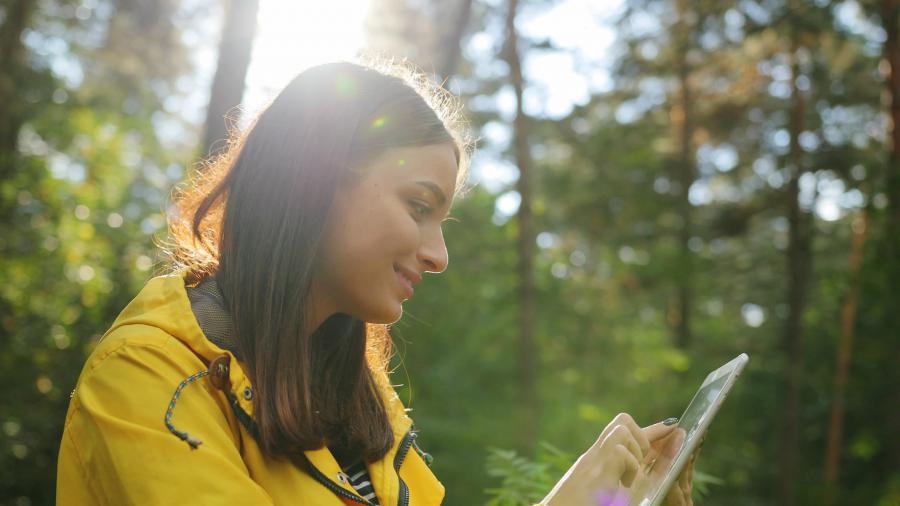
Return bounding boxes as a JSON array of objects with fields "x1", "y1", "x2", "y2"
[{"x1": 57, "y1": 273, "x2": 444, "y2": 505}]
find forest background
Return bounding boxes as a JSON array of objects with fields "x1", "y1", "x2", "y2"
[{"x1": 2, "y1": 0, "x2": 899, "y2": 504}]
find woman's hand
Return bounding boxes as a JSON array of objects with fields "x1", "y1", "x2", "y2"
[
  {"x1": 659, "y1": 436, "x2": 701, "y2": 506},
  {"x1": 541, "y1": 413, "x2": 674, "y2": 506}
]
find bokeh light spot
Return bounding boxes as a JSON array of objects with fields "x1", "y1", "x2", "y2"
[
  {"x1": 135, "y1": 255, "x2": 153, "y2": 271},
  {"x1": 74, "y1": 205, "x2": 90, "y2": 220},
  {"x1": 36, "y1": 376, "x2": 53, "y2": 394}
]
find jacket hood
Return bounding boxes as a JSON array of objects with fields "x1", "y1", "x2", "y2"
[{"x1": 106, "y1": 272, "x2": 229, "y2": 363}]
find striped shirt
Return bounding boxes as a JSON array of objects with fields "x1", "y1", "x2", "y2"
[{"x1": 341, "y1": 459, "x2": 379, "y2": 504}]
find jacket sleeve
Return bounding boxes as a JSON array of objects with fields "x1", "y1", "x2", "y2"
[{"x1": 57, "y1": 335, "x2": 274, "y2": 506}]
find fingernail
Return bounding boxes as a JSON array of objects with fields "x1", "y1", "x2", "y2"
[{"x1": 663, "y1": 417, "x2": 679, "y2": 426}]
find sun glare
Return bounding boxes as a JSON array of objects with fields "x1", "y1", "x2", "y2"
[{"x1": 242, "y1": 0, "x2": 371, "y2": 119}]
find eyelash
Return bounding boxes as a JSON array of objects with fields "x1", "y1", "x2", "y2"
[{"x1": 408, "y1": 199, "x2": 434, "y2": 219}]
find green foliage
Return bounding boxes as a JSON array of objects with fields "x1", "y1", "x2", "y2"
[
  {"x1": 691, "y1": 470, "x2": 724, "y2": 501},
  {"x1": 484, "y1": 443, "x2": 572, "y2": 506},
  {"x1": 2, "y1": 0, "x2": 899, "y2": 505},
  {"x1": 0, "y1": 0, "x2": 201, "y2": 503}
]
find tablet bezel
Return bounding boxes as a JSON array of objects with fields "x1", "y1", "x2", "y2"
[{"x1": 632, "y1": 352, "x2": 749, "y2": 506}]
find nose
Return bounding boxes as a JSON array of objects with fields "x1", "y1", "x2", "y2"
[{"x1": 418, "y1": 226, "x2": 449, "y2": 274}]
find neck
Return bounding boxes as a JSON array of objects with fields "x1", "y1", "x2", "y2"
[{"x1": 304, "y1": 279, "x2": 337, "y2": 337}]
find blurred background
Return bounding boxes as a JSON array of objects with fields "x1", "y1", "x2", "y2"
[{"x1": 2, "y1": 0, "x2": 899, "y2": 504}]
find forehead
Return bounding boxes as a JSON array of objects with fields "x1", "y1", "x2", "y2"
[{"x1": 357, "y1": 143, "x2": 459, "y2": 197}]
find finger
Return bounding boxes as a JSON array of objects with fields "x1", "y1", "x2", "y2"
[
  {"x1": 596, "y1": 412, "x2": 630, "y2": 444},
  {"x1": 618, "y1": 413, "x2": 651, "y2": 456},
  {"x1": 663, "y1": 482, "x2": 681, "y2": 506},
  {"x1": 616, "y1": 444, "x2": 642, "y2": 488},
  {"x1": 692, "y1": 437, "x2": 705, "y2": 462},
  {"x1": 643, "y1": 421, "x2": 678, "y2": 443},
  {"x1": 661, "y1": 428, "x2": 686, "y2": 460},
  {"x1": 679, "y1": 464, "x2": 690, "y2": 491},
  {"x1": 696, "y1": 434, "x2": 707, "y2": 453},
  {"x1": 672, "y1": 479, "x2": 690, "y2": 506},
  {"x1": 648, "y1": 429, "x2": 686, "y2": 480},
  {"x1": 643, "y1": 423, "x2": 678, "y2": 464},
  {"x1": 604, "y1": 425, "x2": 644, "y2": 463},
  {"x1": 665, "y1": 489, "x2": 680, "y2": 506},
  {"x1": 679, "y1": 482, "x2": 690, "y2": 506},
  {"x1": 684, "y1": 461, "x2": 694, "y2": 494},
  {"x1": 674, "y1": 459, "x2": 693, "y2": 505}
]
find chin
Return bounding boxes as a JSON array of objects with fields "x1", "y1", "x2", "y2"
[
  {"x1": 383, "y1": 305, "x2": 404, "y2": 324},
  {"x1": 360, "y1": 302, "x2": 403, "y2": 325}
]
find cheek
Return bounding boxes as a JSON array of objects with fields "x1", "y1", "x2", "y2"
[{"x1": 326, "y1": 192, "x2": 419, "y2": 268}]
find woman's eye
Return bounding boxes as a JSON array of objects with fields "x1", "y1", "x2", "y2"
[{"x1": 408, "y1": 200, "x2": 433, "y2": 218}]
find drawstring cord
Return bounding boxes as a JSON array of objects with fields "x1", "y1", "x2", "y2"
[
  {"x1": 164, "y1": 355, "x2": 254, "y2": 450},
  {"x1": 164, "y1": 369, "x2": 209, "y2": 450}
]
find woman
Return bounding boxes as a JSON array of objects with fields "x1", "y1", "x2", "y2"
[{"x1": 56, "y1": 61, "x2": 694, "y2": 505}]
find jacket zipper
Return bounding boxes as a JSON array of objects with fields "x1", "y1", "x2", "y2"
[
  {"x1": 304, "y1": 429, "x2": 415, "y2": 506},
  {"x1": 393, "y1": 429, "x2": 415, "y2": 506},
  {"x1": 301, "y1": 455, "x2": 375, "y2": 506},
  {"x1": 230, "y1": 392, "x2": 410, "y2": 506},
  {"x1": 229, "y1": 400, "x2": 372, "y2": 505}
]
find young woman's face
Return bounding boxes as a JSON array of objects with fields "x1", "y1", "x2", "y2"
[{"x1": 313, "y1": 142, "x2": 458, "y2": 324}]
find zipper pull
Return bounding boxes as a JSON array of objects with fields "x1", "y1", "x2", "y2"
[{"x1": 411, "y1": 436, "x2": 433, "y2": 466}]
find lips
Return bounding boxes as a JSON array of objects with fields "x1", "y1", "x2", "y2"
[
  {"x1": 393, "y1": 264, "x2": 421, "y2": 299},
  {"x1": 395, "y1": 270, "x2": 414, "y2": 299}
]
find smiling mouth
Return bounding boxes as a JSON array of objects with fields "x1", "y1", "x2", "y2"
[{"x1": 393, "y1": 265, "x2": 415, "y2": 299}]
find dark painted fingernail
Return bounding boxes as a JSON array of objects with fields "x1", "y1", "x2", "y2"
[{"x1": 663, "y1": 417, "x2": 679, "y2": 426}]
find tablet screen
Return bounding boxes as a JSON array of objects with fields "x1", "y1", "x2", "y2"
[{"x1": 679, "y1": 373, "x2": 729, "y2": 443}]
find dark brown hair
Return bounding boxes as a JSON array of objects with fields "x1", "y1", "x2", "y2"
[{"x1": 167, "y1": 61, "x2": 471, "y2": 462}]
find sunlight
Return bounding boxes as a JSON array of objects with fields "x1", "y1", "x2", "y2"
[{"x1": 242, "y1": 0, "x2": 371, "y2": 119}]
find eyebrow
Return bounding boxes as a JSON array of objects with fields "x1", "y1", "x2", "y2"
[{"x1": 415, "y1": 181, "x2": 449, "y2": 206}]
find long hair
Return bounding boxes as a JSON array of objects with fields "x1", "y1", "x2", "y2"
[{"x1": 166, "y1": 61, "x2": 471, "y2": 462}]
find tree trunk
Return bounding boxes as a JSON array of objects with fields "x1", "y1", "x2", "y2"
[
  {"x1": 0, "y1": 0, "x2": 35, "y2": 182},
  {"x1": 202, "y1": 0, "x2": 260, "y2": 157},
  {"x1": 779, "y1": 28, "x2": 811, "y2": 506},
  {"x1": 887, "y1": 0, "x2": 900, "y2": 233},
  {"x1": 822, "y1": 212, "x2": 868, "y2": 505},
  {"x1": 503, "y1": 0, "x2": 538, "y2": 450},
  {"x1": 435, "y1": 0, "x2": 473, "y2": 83},
  {"x1": 670, "y1": 0, "x2": 695, "y2": 349},
  {"x1": 880, "y1": 0, "x2": 900, "y2": 473}
]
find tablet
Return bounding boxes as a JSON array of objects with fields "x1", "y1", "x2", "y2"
[{"x1": 629, "y1": 353, "x2": 749, "y2": 506}]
